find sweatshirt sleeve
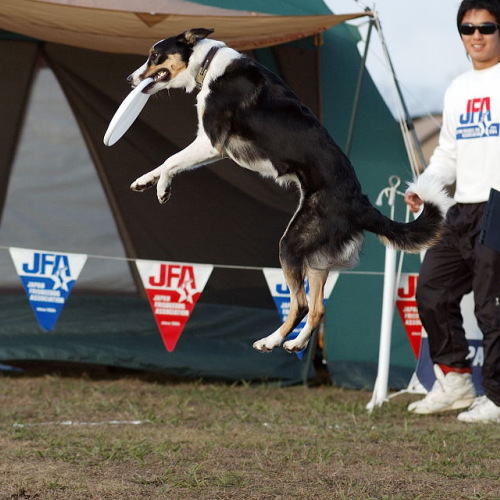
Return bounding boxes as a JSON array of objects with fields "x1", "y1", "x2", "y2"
[{"x1": 420, "y1": 87, "x2": 457, "y2": 187}]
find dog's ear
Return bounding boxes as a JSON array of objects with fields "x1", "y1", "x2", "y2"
[{"x1": 181, "y1": 28, "x2": 215, "y2": 46}]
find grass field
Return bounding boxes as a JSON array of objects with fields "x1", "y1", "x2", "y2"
[{"x1": 0, "y1": 370, "x2": 499, "y2": 499}]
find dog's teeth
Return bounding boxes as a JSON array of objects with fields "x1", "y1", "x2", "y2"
[{"x1": 154, "y1": 70, "x2": 166, "y2": 82}]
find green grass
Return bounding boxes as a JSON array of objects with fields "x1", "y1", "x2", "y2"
[{"x1": 0, "y1": 374, "x2": 499, "y2": 499}]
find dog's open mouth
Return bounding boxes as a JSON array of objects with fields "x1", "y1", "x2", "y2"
[
  {"x1": 154, "y1": 69, "x2": 169, "y2": 82},
  {"x1": 142, "y1": 69, "x2": 169, "y2": 93}
]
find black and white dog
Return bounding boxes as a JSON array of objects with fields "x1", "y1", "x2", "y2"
[{"x1": 127, "y1": 28, "x2": 450, "y2": 354}]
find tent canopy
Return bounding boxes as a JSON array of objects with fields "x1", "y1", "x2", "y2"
[{"x1": 0, "y1": 0, "x2": 370, "y2": 53}]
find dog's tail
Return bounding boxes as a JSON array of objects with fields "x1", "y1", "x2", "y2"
[{"x1": 361, "y1": 176, "x2": 453, "y2": 252}]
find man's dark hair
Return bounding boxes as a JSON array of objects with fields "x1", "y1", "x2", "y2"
[{"x1": 457, "y1": 0, "x2": 500, "y2": 30}]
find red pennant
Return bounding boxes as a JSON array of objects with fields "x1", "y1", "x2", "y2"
[
  {"x1": 136, "y1": 260, "x2": 213, "y2": 352},
  {"x1": 395, "y1": 274, "x2": 423, "y2": 359}
]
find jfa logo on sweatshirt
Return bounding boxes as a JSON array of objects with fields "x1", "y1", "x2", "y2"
[{"x1": 457, "y1": 97, "x2": 499, "y2": 139}]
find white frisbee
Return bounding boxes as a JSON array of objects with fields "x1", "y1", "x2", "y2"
[{"x1": 103, "y1": 77, "x2": 153, "y2": 146}]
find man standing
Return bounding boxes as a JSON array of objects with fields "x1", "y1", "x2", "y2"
[{"x1": 405, "y1": 0, "x2": 500, "y2": 423}]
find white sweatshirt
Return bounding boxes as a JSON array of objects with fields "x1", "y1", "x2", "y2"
[{"x1": 421, "y1": 62, "x2": 500, "y2": 203}]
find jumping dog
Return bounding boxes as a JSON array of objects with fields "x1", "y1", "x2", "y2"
[{"x1": 127, "y1": 28, "x2": 451, "y2": 354}]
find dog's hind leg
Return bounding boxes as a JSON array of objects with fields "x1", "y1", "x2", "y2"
[
  {"x1": 252, "y1": 261, "x2": 308, "y2": 353},
  {"x1": 283, "y1": 267, "x2": 328, "y2": 353}
]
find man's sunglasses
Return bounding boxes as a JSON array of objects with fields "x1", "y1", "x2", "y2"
[{"x1": 459, "y1": 22, "x2": 500, "y2": 35}]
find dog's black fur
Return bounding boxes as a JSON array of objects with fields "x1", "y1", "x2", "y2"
[{"x1": 127, "y1": 28, "x2": 451, "y2": 353}]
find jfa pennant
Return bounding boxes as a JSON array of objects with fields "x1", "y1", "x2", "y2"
[
  {"x1": 262, "y1": 268, "x2": 339, "y2": 358},
  {"x1": 395, "y1": 273, "x2": 423, "y2": 359},
  {"x1": 9, "y1": 247, "x2": 87, "y2": 331},
  {"x1": 136, "y1": 260, "x2": 213, "y2": 352}
]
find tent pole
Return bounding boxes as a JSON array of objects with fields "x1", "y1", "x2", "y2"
[
  {"x1": 367, "y1": 244, "x2": 397, "y2": 411},
  {"x1": 371, "y1": 11, "x2": 426, "y2": 176},
  {"x1": 314, "y1": 33, "x2": 323, "y2": 124},
  {"x1": 367, "y1": 176, "x2": 402, "y2": 411},
  {"x1": 352, "y1": 7, "x2": 427, "y2": 410},
  {"x1": 345, "y1": 12, "x2": 374, "y2": 157},
  {"x1": 301, "y1": 327, "x2": 319, "y2": 386}
]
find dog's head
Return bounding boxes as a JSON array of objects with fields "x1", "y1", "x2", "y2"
[{"x1": 127, "y1": 28, "x2": 214, "y2": 94}]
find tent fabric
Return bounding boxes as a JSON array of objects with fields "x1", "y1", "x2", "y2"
[
  {"x1": 0, "y1": 296, "x2": 307, "y2": 384},
  {"x1": 0, "y1": 42, "x2": 39, "y2": 217},
  {"x1": 0, "y1": 0, "x2": 369, "y2": 54},
  {"x1": 0, "y1": 0, "x2": 421, "y2": 387},
  {"x1": 38, "y1": 0, "x2": 267, "y2": 16},
  {"x1": 0, "y1": 65, "x2": 137, "y2": 293}
]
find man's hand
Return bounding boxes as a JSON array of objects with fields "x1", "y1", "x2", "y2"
[{"x1": 404, "y1": 191, "x2": 424, "y2": 213}]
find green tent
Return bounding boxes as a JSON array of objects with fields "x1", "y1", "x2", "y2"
[{"x1": 0, "y1": 0, "x2": 421, "y2": 387}]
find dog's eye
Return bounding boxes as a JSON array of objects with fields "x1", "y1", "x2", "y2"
[{"x1": 150, "y1": 51, "x2": 159, "y2": 62}]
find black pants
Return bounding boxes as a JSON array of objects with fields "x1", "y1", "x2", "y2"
[{"x1": 416, "y1": 202, "x2": 500, "y2": 406}]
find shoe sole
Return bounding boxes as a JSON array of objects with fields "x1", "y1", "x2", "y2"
[
  {"x1": 409, "y1": 397, "x2": 475, "y2": 415},
  {"x1": 457, "y1": 416, "x2": 500, "y2": 423},
  {"x1": 458, "y1": 412, "x2": 500, "y2": 423}
]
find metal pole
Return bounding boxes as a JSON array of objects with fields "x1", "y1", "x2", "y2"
[
  {"x1": 367, "y1": 244, "x2": 397, "y2": 411},
  {"x1": 371, "y1": 11, "x2": 426, "y2": 175},
  {"x1": 345, "y1": 12, "x2": 374, "y2": 157}
]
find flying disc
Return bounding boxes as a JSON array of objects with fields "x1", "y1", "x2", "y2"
[{"x1": 103, "y1": 77, "x2": 153, "y2": 146}]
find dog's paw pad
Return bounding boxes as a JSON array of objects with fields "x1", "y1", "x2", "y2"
[
  {"x1": 252, "y1": 340, "x2": 273, "y2": 353},
  {"x1": 131, "y1": 175, "x2": 159, "y2": 192},
  {"x1": 158, "y1": 187, "x2": 172, "y2": 204},
  {"x1": 283, "y1": 340, "x2": 306, "y2": 353},
  {"x1": 130, "y1": 183, "x2": 144, "y2": 192},
  {"x1": 131, "y1": 182, "x2": 152, "y2": 192}
]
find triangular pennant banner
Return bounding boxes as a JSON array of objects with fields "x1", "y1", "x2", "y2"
[
  {"x1": 395, "y1": 273, "x2": 423, "y2": 359},
  {"x1": 136, "y1": 260, "x2": 213, "y2": 352},
  {"x1": 9, "y1": 247, "x2": 87, "y2": 331},
  {"x1": 262, "y1": 268, "x2": 339, "y2": 358}
]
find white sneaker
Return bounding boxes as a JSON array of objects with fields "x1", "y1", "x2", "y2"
[
  {"x1": 457, "y1": 396, "x2": 500, "y2": 423},
  {"x1": 408, "y1": 365, "x2": 476, "y2": 414}
]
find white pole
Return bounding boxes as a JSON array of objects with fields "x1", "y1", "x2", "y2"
[
  {"x1": 367, "y1": 244, "x2": 397, "y2": 411},
  {"x1": 367, "y1": 176, "x2": 403, "y2": 412}
]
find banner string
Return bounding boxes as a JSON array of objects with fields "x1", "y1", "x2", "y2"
[{"x1": 0, "y1": 245, "x2": 387, "y2": 276}]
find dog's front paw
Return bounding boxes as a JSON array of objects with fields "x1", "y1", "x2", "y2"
[
  {"x1": 156, "y1": 173, "x2": 173, "y2": 204},
  {"x1": 130, "y1": 174, "x2": 159, "y2": 192},
  {"x1": 158, "y1": 186, "x2": 172, "y2": 204}
]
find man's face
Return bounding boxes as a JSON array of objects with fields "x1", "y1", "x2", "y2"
[{"x1": 460, "y1": 8, "x2": 500, "y2": 69}]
